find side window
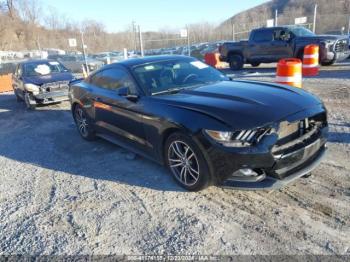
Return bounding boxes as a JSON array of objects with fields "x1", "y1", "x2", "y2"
[
  {"x1": 88, "y1": 71, "x2": 104, "y2": 86},
  {"x1": 253, "y1": 30, "x2": 273, "y2": 42},
  {"x1": 100, "y1": 68, "x2": 137, "y2": 93},
  {"x1": 273, "y1": 29, "x2": 290, "y2": 41}
]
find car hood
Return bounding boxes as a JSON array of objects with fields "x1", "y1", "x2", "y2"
[
  {"x1": 154, "y1": 80, "x2": 322, "y2": 130},
  {"x1": 296, "y1": 35, "x2": 347, "y2": 42},
  {"x1": 23, "y1": 72, "x2": 74, "y2": 85}
]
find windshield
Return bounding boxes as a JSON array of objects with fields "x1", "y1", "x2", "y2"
[
  {"x1": 132, "y1": 59, "x2": 229, "y2": 95},
  {"x1": 23, "y1": 61, "x2": 69, "y2": 77},
  {"x1": 290, "y1": 27, "x2": 315, "y2": 37}
]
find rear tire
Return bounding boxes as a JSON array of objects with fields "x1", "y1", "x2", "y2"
[
  {"x1": 164, "y1": 132, "x2": 211, "y2": 191},
  {"x1": 73, "y1": 104, "x2": 96, "y2": 141},
  {"x1": 228, "y1": 54, "x2": 244, "y2": 70}
]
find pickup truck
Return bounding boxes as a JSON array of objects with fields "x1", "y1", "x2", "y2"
[{"x1": 219, "y1": 26, "x2": 350, "y2": 70}]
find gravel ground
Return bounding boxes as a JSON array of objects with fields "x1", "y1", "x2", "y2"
[{"x1": 0, "y1": 61, "x2": 349, "y2": 256}]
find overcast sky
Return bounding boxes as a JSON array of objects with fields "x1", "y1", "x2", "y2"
[{"x1": 43, "y1": 0, "x2": 267, "y2": 32}]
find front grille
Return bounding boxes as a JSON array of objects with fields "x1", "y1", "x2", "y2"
[
  {"x1": 272, "y1": 112, "x2": 327, "y2": 156},
  {"x1": 42, "y1": 81, "x2": 69, "y2": 92},
  {"x1": 334, "y1": 39, "x2": 349, "y2": 52}
]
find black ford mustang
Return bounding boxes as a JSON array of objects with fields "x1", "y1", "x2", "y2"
[{"x1": 69, "y1": 55, "x2": 328, "y2": 191}]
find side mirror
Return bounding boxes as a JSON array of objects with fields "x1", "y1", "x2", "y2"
[
  {"x1": 118, "y1": 87, "x2": 128, "y2": 96},
  {"x1": 118, "y1": 87, "x2": 139, "y2": 102}
]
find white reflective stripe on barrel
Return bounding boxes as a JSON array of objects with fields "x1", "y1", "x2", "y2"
[
  {"x1": 275, "y1": 75, "x2": 302, "y2": 82},
  {"x1": 303, "y1": 54, "x2": 319, "y2": 59}
]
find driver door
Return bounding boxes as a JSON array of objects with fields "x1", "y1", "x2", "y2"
[{"x1": 89, "y1": 66, "x2": 150, "y2": 153}]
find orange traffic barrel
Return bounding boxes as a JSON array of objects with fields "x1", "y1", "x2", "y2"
[
  {"x1": 204, "y1": 53, "x2": 217, "y2": 67},
  {"x1": 302, "y1": 44, "x2": 319, "y2": 76},
  {"x1": 204, "y1": 52, "x2": 226, "y2": 69},
  {"x1": 276, "y1": 58, "x2": 302, "y2": 88}
]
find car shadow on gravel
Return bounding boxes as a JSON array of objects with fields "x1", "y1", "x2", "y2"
[
  {"x1": 0, "y1": 93, "x2": 184, "y2": 192},
  {"x1": 328, "y1": 132, "x2": 350, "y2": 144}
]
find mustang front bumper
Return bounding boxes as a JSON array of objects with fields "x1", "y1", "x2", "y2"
[
  {"x1": 200, "y1": 123, "x2": 328, "y2": 191},
  {"x1": 221, "y1": 144, "x2": 326, "y2": 190}
]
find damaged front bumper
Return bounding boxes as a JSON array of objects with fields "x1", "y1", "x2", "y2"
[
  {"x1": 221, "y1": 142, "x2": 327, "y2": 190},
  {"x1": 33, "y1": 90, "x2": 69, "y2": 104},
  {"x1": 201, "y1": 107, "x2": 328, "y2": 191}
]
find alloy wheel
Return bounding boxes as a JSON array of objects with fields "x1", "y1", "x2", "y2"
[
  {"x1": 168, "y1": 140, "x2": 200, "y2": 186},
  {"x1": 75, "y1": 107, "x2": 89, "y2": 137}
]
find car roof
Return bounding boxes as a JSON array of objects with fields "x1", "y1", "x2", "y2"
[
  {"x1": 117, "y1": 55, "x2": 195, "y2": 68},
  {"x1": 254, "y1": 25, "x2": 307, "y2": 31},
  {"x1": 19, "y1": 59, "x2": 57, "y2": 65}
]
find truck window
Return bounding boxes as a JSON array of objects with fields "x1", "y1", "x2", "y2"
[
  {"x1": 273, "y1": 29, "x2": 290, "y2": 41},
  {"x1": 252, "y1": 30, "x2": 273, "y2": 42}
]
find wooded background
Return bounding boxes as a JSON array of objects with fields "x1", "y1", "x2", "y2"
[{"x1": 0, "y1": 0, "x2": 349, "y2": 53}]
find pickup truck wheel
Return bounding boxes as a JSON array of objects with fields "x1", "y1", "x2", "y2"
[
  {"x1": 229, "y1": 54, "x2": 244, "y2": 70},
  {"x1": 24, "y1": 92, "x2": 36, "y2": 110},
  {"x1": 251, "y1": 62, "x2": 260, "y2": 67}
]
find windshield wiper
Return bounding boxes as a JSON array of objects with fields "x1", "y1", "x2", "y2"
[{"x1": 152, "y1": 87, "x2": 186, "y2": 96}]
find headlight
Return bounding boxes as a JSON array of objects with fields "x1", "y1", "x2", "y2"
[
  {"x1": 204, "y1": 129, "x2": 269, "y2": 147},
  {"x1": 24, "y1": 83, "x2": 40, "y2": 94}
]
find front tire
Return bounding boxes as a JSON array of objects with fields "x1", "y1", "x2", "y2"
[
  {"x1": 164, "y1": 132, "x2": 211, "y2": 191},
  {"x1": 24, "y1": 92, "x2": 36, "y2": 110},
  {"x1": 228, "y1": 54, "x2": 244, "y2": 70},
  {"x1": 73, "y1": 104, "x2": 96, "y2": 141},
  {"x1": 251, "y1": 62, "x2": 260, "y2": 67},
  {"x1": 15, "y1": 89, "x2": 23, "y2": 102}
]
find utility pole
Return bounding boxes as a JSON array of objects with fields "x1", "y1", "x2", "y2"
[
  {"x1": 138, "y1": 25, "x2": 144, "y2": 57},
  {"x1": 132, "y1": 21, "x2": 137, "y2": 51},
  {"x1": 275, "y1": 9, "x2": 278, "y2": 26},
  {"x1": 80, "y1": 31, "x2": 89, "y2": 75},
  {"x1": 313, "y1": 4, "x2": 318, "y2": 33},
  {"x1": 187, "y1": 25, "x2": 190, "y2": 56},
  {"x1": 348, "y1": 15, "x2": 350, "y2": 35},
  {"x1": 231, "y1": 20, "x2": 235, "y2": 41}
]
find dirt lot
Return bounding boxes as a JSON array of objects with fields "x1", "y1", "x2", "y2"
[{"x1": 0, "y1": 61, "x2": 349, "y2": 256}]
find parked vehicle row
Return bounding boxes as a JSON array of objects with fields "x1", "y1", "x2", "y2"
[
  {"x1": 144, "y1": 42, "x2": 224, "y2": 61},
  {"x1": 47, "y1": 55, "x2": 104, "y2": 73}
]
